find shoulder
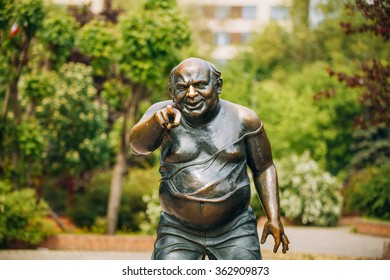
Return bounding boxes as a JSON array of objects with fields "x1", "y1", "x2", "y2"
[{"x1": 221, "y1": 100, "x2": 262, "y2": 133}]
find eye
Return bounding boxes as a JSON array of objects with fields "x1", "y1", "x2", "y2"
[
  {"x1": 175, "y1": 85, "x2": 187, "y2": 92},
  {"x1": 195, "y1": 82, "x2": 208, "y2": 89}
]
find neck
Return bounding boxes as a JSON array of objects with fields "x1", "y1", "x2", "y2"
[{"x1": 184, "y1": 101, "x2": 221, "y2": 127}]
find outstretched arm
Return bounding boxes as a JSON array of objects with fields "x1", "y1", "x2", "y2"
[
  {"x1": 129, "y1": 101, "x2": 181, "y2": 155},
  {"x1": 245, "y1": 121, "x2": 290, "y2": 254}
]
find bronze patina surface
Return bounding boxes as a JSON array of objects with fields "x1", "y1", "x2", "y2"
[{"x1": 130, "y1": 58, "x2": 289, "y2": 260}]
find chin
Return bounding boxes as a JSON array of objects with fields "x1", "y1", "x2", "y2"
[
  {"x1": 183, "y1": 110, "x2": 206, "y2": 118},
  {"x1": 182, "y1": 106, "x2": 207, "y2": 118}
]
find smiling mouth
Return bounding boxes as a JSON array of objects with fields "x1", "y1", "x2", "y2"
[{"x1": 184, "y1": 100, "x2": 204, "y2": 110}]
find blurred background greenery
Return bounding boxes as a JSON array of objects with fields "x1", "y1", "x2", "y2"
[{"x1": 0, "y1": 0, "x2": 389, "y2": 248}]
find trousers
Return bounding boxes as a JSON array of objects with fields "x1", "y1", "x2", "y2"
[{"x1": 151, "y1": 207, "x2": 261, "y2": 260}]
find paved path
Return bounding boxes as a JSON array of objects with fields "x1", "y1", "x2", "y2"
[
  {"x1": 260, "y1": 225, "x2": 389, "y2": 259},
  {"x1": 0, "y1": 225, "x2": 389, "y2": 260}
]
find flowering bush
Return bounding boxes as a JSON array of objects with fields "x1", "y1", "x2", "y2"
[{"x1": 277, "y1": 151, "x2": 342, "y2": 226}]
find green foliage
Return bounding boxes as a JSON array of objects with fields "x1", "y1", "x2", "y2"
[
  {"x1": 101, "y1": 79, "x2": 129, "y2": 112},
  {"x1": 247, "y1": 23, "x2": 294, "y2": 79},
  {"x1": 139, "y1": 190, "x2": 161, "y2": 235},
  {"x1": 318, "y1": 0, "x2": 390, "y2": 172},
  {"x1": 1, "y1": 118, "x2": 47, "y2": 184},
  {"x1": 221, "y1": 54, "x2": 257, "y2": 107},
  {"x1": 144, "y1": 0, "x2": 177, "y2": 10},
  {"x1": 118, "y1": 3, "x2": 191, "y2": 88},
  {"x1": 350, "y1": 126, "x2": 390, "y2": 170},
  {"x1": 0, "y1": 0, "x2": 45, "y2": 90},
  {"x1": 16, "y1": 119, "x2": 46, "y2": 159},
  {"x1": 41, "y1": 179, "x2": 67, "y2": 213},
  {"x1": 21, "y1": 71, "x2": 56, "y2": 101},
  {"x1": 38, "y1": 8, "x2": 78, "y2": 69},
  {"x1": 1, "y1": 0, "x2": 45, "y2": 39},
  {"x1": 76, "y1": 20, "x2": 118, "y2": 76},
  {"x1": 345, "y1": 164, "x2": 390, "y2": 220},
  {"x1": 35, "y1": 63, "x2": 113, "y2": 175},
  {"x1": 277, "y1": 152, "x2": 342, "y2": 226},
  {"x1": 90, "y1": 217, "x2": 108, "y2": 234},
  {"x1": 68, "y1": 167, "x2": 160, "y2": 232},
  {"x1": 0, "y1": 180, "x2": 56, "y2": 248},
  {"x1": 254, "y1": 72, "x2": 328, "y2": 164}
]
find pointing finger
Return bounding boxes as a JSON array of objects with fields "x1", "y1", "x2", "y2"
[{"x1": 167, "y1": 105, "x2": 174, "y2": 115}]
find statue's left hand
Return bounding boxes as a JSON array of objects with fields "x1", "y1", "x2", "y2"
[{"x1": 261, "y1": 219, "x2": 290, "y2": 254}]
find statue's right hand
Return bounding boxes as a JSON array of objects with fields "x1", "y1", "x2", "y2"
[{"x1": 155, "y1": 105, "x2": 181, "y2": 130}]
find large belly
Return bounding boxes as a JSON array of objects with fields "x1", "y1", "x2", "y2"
[{"x1": 159, "y1": 184, "x2": 251, "y2": 230}]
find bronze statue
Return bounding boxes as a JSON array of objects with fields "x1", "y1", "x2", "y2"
[{"x1": 130, "y1": 58, "x2": 289, "y2": 260}]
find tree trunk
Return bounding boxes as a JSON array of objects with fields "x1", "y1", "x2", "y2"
[
  {"x1": 106, "y1": 86, "x2": 142, "y2": 234},
  {"x1": 106, "y1": 145, "x2": 127, "y2": 234},
  {"x1": 65, "y1": 176, "x2": 76, "y2": 209}
]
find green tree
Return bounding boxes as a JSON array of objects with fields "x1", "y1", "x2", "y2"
[
  {"x1": 0, "y1": 0, "x2": 45, "y2": 122},
  {"x1": 318, "y1": 0, "x2": 390, "y2": 170},
  {"x1": 1, "y1": 2, "x2": 113, "y2": 216},
  {"x1": 0, "y1": 0, "x2": 46, "y2": 188},
  {"x1": 38, "y1": 8, "x2": 78, "y2": 70},
  {"x1": 34, "y1": 63, "x2": 112, "y2": 207}
]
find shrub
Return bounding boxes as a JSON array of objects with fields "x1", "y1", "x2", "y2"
[
  {"x1": 345, "y1": 164, "x2": 390, "y2": 221},
  {"x1": 277, "y1": 151, "x2": 342, "y2": 226},
  {"x1": 67, "y1": 166, "x2": 160, "y2": 232},
  {"x1": 0, "y1": 181, "x2": 56, "y2": 248}
]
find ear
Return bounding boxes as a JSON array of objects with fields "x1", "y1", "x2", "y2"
[{"x1": 216, "y1": 78, "x2": 223, "y2": 94}]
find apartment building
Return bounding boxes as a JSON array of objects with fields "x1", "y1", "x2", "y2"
[{"x1": 180, "y1": 0, "x2": 291, "y2": 63}]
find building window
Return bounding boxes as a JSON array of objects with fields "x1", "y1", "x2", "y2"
[
  {"x1": 231, "y1": 6, "x2": 242, "y2": 18},
  {"x1": 203, "y1": 5, "x2": 215, "y2": 18},
  {"x1": 214, "y1": 6, "x2": 231, "y2": 19},
  {"x1": 214, "y1": 32, "x2": 230, "y2": 45},
  {"x1": 242, "y1": 6, "x2": 256, "y2": 19},
  {"x1": 230, "y1": 33, "x2": 241, "y2": 44},
  {"x1": 270, "y1": 6, "x2": 289, "y2": 20}
]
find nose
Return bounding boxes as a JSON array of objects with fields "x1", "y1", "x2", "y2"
[{"x1": 186, "y1": 85, "x2": 198, "y2": 98}]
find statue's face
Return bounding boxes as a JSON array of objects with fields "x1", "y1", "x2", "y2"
[{"x1": 171, "y1": 59, "x2": 220, "y2": 119}]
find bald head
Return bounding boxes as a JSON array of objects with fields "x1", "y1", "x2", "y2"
[{"x1": 169, "y1": 58, "x2": 222, "y2": 89}]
